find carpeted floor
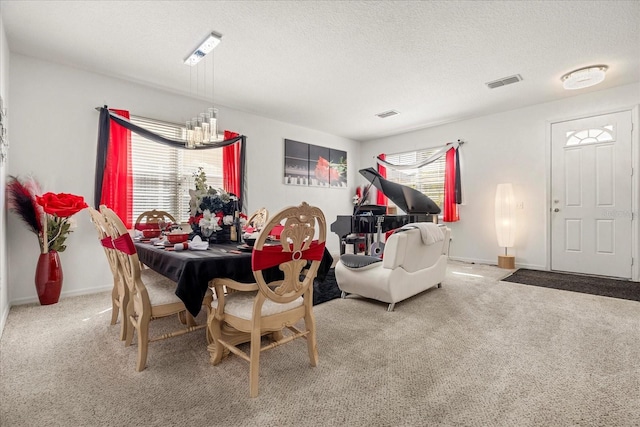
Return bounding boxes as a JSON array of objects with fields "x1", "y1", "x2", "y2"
[
  {"x1": 2, "y1": 260, "x2": 640, "y2": 426},
  {"x1": 502, "y1": 268, "x2": 640, "y2": 302}
]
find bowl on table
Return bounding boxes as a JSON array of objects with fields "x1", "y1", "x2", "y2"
[
  {"x1": 243, "y1": 231, "x2": 261, "y2": 247},
  {"x1": 167, "y1": 232, "x2": 189, "y2": 244},
  {"x1": 142, "y1": 228, "x2": 162, "y2": 239}
]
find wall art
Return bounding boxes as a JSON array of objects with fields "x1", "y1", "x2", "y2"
[{"x1": 283, "y1": 139, "x2": 346, "y2": 188}]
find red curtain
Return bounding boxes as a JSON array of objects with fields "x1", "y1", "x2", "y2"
[
  {"x1": 443, "y1": 148, "x2": 459, "y2": 222},
  {"x1": 222, "y1": 130, "x2": 241, "y2": 200},
  {"x1": 376, "y1": 153, "x2": 387, "y2": 206},
  {"x1": 100, "y1": 109, "x2": 133, "y2": 228}
]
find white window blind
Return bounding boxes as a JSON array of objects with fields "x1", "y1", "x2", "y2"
[
  {"x1": 385, "y1": 148, "x2": 445, "y2": 208},
  {"x1": 130, "y1": 116, "x2": 223, "y2": 224}
]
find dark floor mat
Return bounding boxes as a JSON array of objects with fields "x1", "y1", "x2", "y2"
[{"x1": 502, "y1": 269, "x2": 640, "y2": 302}]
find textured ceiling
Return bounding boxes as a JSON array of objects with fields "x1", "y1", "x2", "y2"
[{"x1": 1, "y1": 1, "x2": 639, "y2": 141}]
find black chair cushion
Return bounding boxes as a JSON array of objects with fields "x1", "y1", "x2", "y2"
[{"x1": 340, "y1": 254, "x2": 383, "y2": 269}]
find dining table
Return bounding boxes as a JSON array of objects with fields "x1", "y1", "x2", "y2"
[
  {"x1": 134, "y1": 240, "x2": 256, "y2": 317},
  {"x1": 134, "y1": 239, "x2": 333, "y2": 318}
]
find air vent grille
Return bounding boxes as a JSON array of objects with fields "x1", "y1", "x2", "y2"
[
  {"x1": 375, "y1": 110, "x2": 400, "y2": 119},
  {"x1": 486, "y1": 74, "x2": 523, "y2": 89}
]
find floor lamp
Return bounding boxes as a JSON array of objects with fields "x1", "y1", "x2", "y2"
[{"x1": 495, "y1": 183, "x2": 516, "y2": 269}]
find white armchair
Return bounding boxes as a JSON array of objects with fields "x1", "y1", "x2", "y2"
[{"x1": 335, "y1": 223, "x2": 451, "y2": 311}]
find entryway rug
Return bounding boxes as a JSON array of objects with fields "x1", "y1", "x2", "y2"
[{"x1": 502, "y1": 269, "x2": 640, "y2": 302}]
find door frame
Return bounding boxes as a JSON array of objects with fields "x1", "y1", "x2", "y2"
[{"x1": 545, "y1": 105, "x2": 640, "y2": 281}]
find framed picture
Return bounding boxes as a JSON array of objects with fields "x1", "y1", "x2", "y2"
[
  {"x1": 329, "y1": 148, "x2": 347, "y2": 187},
  {"x1": 0, "y1": 97, "x2": 6, "y2": 164},
  {"x1": 309, "y1": 144, "x2": 330, "y2": 187},
  {"x1": 284, "y1": 139, "x2": 310, "y2": 186},
  {"x1": 284, "y1": 139, "x2": 347, "y2": 187}
]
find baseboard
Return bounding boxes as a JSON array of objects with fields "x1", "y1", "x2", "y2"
[
  {"x1": 0, "y1": 304, "x2": 8, "y2": 339},
  {"x1": 448, "y1": 256, "x2": 545, "y2": 271},
  {"x1": 9, "y1": 284, "x2": 112, "y2": 307}
]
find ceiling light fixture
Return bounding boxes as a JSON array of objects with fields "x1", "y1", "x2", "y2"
[
  {"x1": 561, "y1": 65, "x2": 608, "y2": 90},
  {"x1": 182, "y1": 31, "x2": 223, "y2": 148},
  {"x1": 184, "y1": 32, "x2": 222, "y2": 66}
]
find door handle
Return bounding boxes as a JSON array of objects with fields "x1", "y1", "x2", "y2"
[{"x1": 554, "y1": 208, "x2": 560, "y2": 212}]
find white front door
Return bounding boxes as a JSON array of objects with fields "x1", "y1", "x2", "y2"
[{"x1": 551, "y1": 111, "x2": 633, "y2": 279}]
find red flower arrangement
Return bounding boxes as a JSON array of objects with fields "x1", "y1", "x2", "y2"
[
  {"x1": 7, "y1": 176, "x2": 88, "y2": 253},
  {"x1": 36, "y1": 192, "x2": 87, "y2": 218}
]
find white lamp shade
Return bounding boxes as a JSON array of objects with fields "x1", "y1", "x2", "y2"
[{"x1": 495, "y1": 183, "x2": 515, "y2": 248}]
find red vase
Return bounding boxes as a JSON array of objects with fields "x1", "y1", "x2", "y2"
[{"x1": 35, "y1": 250, "x2": 64, "y2": 305}]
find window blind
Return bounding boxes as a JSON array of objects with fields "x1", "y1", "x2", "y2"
[
  {"x1": 385, "y1": 148, "x2": 445, "y2": 208},
  {"x1": 130, "y1": 116, "x2": 223, "y2": 224}
]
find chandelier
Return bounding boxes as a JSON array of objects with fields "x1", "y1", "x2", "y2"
[{"x1": 183, "y1": 32, "x2": 223, "y2": 148}]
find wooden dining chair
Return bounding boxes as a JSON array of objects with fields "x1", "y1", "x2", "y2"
[
  {"x1": 90, "y1": 206, "x2": 184, "y2": 341},
  {"x1": 207, "y1": 201, "x2": 326, "y2": 397},
  {"x1": 246, "y1": 207, "x2": 269, "y2": 230},
  {"x1": 134, "y1": 209, "x2": 176, "y2": 230},
  {"x1": 88, "y1": 206, "x2": 130, "y2": 340},
  {"x1": 101, "y1": 206, "x2": 211, "y2": 371}
]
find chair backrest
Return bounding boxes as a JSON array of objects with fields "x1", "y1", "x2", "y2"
[
  {"x1": 134, "y1": 210, "x2": 176, "y2": 230},
  {"x1": 383, "y1": 225, "x2": 450, "y2": 273},
  {"x1": 246, "y1": 207, "x2": 269, "y2": 230},
  {"x1": 251, "y1": 202, "x2": 326, "y2": 304},
  {"x1": 102, "y1": 207, "x2": 151, "y2": 313},
  {"x1": 88, "y1": 206, "x2": 122, "y2": 281}
]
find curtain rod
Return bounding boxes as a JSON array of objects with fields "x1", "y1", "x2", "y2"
[{"x1": 94, "y1": 106, "x2": 244, "y2": 150}]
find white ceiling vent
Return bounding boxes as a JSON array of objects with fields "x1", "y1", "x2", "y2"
[
  {"x1": 375, "y1": 110, "x2": 400, "y2": 118},
  {"x1": 485, "y1": 74, "x2": 523, "y2": 89}
]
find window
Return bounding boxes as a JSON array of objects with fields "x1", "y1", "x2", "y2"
[
  {"x1": 130, "y1": 116, "x2": 223, "y2": 224},
  {"x1": 565, "y1": 125, "x2": 615, "y2": 146},
  {"x1": 384, "y1": 147, "x2": 445, "y2": 208}
]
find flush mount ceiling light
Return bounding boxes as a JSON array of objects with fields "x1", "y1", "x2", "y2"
[
  {"x1": 184, "y1": 32, "x2": 222, "y2": 66},
  {"x1": 561, "y1": 65, "x2": 608, "y2": 90}
]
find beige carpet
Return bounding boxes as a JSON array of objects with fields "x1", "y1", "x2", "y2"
[{"x1": 1, "y1": 261, "x2": 639, "y2": 427}]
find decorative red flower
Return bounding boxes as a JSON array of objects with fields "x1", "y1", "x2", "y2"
[
  {"x1": 214, "y1": 211, "x2": 224, "y2": 225},
  {"x1": 36, "y1": 192, "x2": 88, "y2": 218},
  {"x1": 188, "y1": 214, "x2": 203, "y2": 225},
  {"x1": 7, "y1": 177, "x2": 88, "y2": 253}
]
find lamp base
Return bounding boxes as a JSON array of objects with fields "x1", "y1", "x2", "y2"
[{"x1": 498, "y1": 255, "x2": 515, "y2": 269}]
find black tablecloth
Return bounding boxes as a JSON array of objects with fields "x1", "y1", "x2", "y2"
[
  {"x1": 135, "y1": 242, "x2": 255, "y2": 317},
  {"x1": 134, "y1": 242, "x2": 333, "y2": 317}
]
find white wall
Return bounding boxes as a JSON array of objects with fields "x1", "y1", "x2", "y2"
[
  {"x1": 0, "y1": 13, "x2": 10, "y2": 332},
  {"x1": 6, "y1": 54, "x2": 358, "y2": 305},
  {"x1": 361, "y1": 83, "x2": 640, "y2": 270},
  {"x1": 5, "y1": 51, "x2": 639, "y2": 308}
]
